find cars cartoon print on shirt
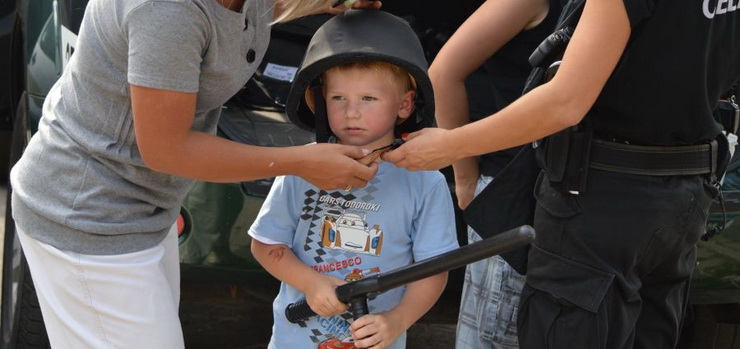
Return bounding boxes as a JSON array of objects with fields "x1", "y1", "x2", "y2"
[{"x1": 320, "y1": 208, "x2": 384, "y2": 256}]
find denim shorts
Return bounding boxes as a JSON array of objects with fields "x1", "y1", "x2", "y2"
[{"x1": 456, "y1": 175, "x2": 525, "y2": 349}]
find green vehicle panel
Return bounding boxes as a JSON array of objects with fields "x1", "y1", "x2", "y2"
[{"x1": 693, "y1": 185, "x2": 740, "y2": 304}]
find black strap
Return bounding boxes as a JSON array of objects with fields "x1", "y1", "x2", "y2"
[
  {"x1": 311, "y1": 84, "x2": 331, "y2": 143},
  {"x1": 522, "y1": 0, "x2": 585, "y2": 94},
  {"x1": 589, "y1": 139, "x2": 715, "y2": 176},
  {"x1": 558, "y1": 0, "x2": 585, "y2": 29}
]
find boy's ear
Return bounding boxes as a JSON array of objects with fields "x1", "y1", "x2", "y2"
[
  {"x1": 304, "y1": 89, "x2": 316, "y2": 114},
  {"x1": 397, "y1": 90, "x2": 416, "y2": 120}
]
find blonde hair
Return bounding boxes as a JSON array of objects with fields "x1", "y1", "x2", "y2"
[
  {"x1": 325, "y1": 61, "x2": 416, "y2": 93},
  {"x1": 303, "y1": 61, "x2": 416, "y2": 113},
  {"x1": 274, "y1": 0, "x2": 335, "y2": 23}
]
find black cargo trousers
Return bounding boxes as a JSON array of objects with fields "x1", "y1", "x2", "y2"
[{"x1": 517, "y1": 168, "x2": 717, "y2": 349}]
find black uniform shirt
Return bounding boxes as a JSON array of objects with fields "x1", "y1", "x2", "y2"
[{"x1": 589, "y1": 0, "x2": 740, "y2": 146}]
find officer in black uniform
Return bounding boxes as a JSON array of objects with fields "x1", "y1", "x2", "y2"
[{"x1": 383, "y1": 0, "x2": 740, "y2": 347}]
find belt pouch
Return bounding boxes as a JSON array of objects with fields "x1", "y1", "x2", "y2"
[
  {"x1": 540, "y1": 126, "x2": 593, "y2": 194},
  {"x1": 564, "y1": 127, "x2": 593, "y2": 193},
  {"x1": 543, "y1": 129, "x2": 570, "y2": 183}
]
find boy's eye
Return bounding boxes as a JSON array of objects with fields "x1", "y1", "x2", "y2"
[
  {"x1": 330, "y1": 95, "x2": 345, "y2": 101},
  {"x1": 362, "y1": 96, "x2": 377, "y2": 101}
]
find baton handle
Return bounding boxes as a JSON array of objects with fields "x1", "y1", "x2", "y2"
[
  {"x1": 285, "y1": 295, "x2": 371, "y2": 323},
  {"x1": 285, "y1": 299, "x2": 320, "y2": 323}
]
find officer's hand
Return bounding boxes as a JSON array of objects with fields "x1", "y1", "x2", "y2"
[{"x1": 382, "y1": 128, "x2": 460, "y2": 171}]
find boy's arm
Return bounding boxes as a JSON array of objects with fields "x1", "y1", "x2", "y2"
[
  {"x1": 251, "y1": 239, "x2": 348, "y2": 317},
  {"x1": 349, "y1": 272, "x2": 448, "y2": 348}
]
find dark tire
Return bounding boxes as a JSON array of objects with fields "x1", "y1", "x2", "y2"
[{"x1": 1, "y1": 94, "x2": 51, "y2": 349}]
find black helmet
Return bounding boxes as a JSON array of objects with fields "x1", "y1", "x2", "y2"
[{"x1": 285, "y1": 9, "x2": 434, "y2": 142}]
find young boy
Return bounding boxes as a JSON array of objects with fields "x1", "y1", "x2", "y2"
[{"x1": 248, "y1": 10, "x2": 459, "y2": 349}]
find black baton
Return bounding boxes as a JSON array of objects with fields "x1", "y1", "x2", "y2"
[{"x1": 286, "y1": 225, "x2": 535, "y2": 323}]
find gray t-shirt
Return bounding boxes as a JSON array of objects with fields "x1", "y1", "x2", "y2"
[{"x1": 10, "y1": 0, "x2": 272, "y2": 254}]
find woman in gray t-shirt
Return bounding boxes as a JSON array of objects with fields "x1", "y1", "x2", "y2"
[{"x1": 10, "y1": 0, "x2": 380, "y2": 347}]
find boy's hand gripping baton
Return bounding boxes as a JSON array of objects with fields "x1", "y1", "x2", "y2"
[{"x1": 285, "y1": 225, "x2": 535, "y2": 323}]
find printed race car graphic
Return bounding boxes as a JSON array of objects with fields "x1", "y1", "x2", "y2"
[
  {"x1": 318, "y1": 338, "x2": 356, "y2": 349},
  {"x1": 321, "y1": 209, "x2": 383, "y2": 256},
  {"x1": 344, "y1": 267, "x2": 381, "y2": 282}
]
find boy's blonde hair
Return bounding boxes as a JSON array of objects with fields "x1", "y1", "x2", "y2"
[
  {"x1": 303, "y1": 61, "x2": 417, "y2": 113},
  {"x1": 324, "y1": 61, "x2": 417, "y2": 93},
  {"x1": 275, "y1": 0, "x2": 334, "y2": 23}
]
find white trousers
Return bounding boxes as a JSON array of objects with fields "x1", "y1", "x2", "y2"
[{"x1": 17, "y1": 225, "x2": 184, "y2": 349}]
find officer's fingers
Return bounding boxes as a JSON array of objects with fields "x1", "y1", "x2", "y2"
[
  {"x1": 383, "y1": 153, "x2": 422, "y2": 171},
  {"x1": 380, "y1": 146, "x2": 403, "y2": 164}
]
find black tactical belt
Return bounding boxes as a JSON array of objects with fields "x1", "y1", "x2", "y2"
[{"x1": 589, "y1": 139, "x2": 716, "y2": 176}]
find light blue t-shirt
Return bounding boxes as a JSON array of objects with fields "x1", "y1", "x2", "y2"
[{"x1": 249, "y1": 161, "x2": 459, "y2": 349}]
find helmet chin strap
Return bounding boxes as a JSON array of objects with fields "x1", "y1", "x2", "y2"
[{"x1": 311, "y1": 84, "x2": 332, "y2": 143}]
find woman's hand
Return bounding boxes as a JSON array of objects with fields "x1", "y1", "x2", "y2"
[
  {"x1": 296, "y1": 143, "x2": 378, "y2": 191},
  {"x1": 304, "y1": 274, "x2": 348, "y2": 317},
  {"x1": 322, "y1": 0, "x2": 381, "y2": 15},
  {"x1": 382, "y1": 128, "x2": 462, "y2": 171},
  {"x1": 331, "y1": 0, "x2": 381, "y2": 12},
  {"x1": 275, "y1": 0, "x2": 381, "y2": 22}
]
